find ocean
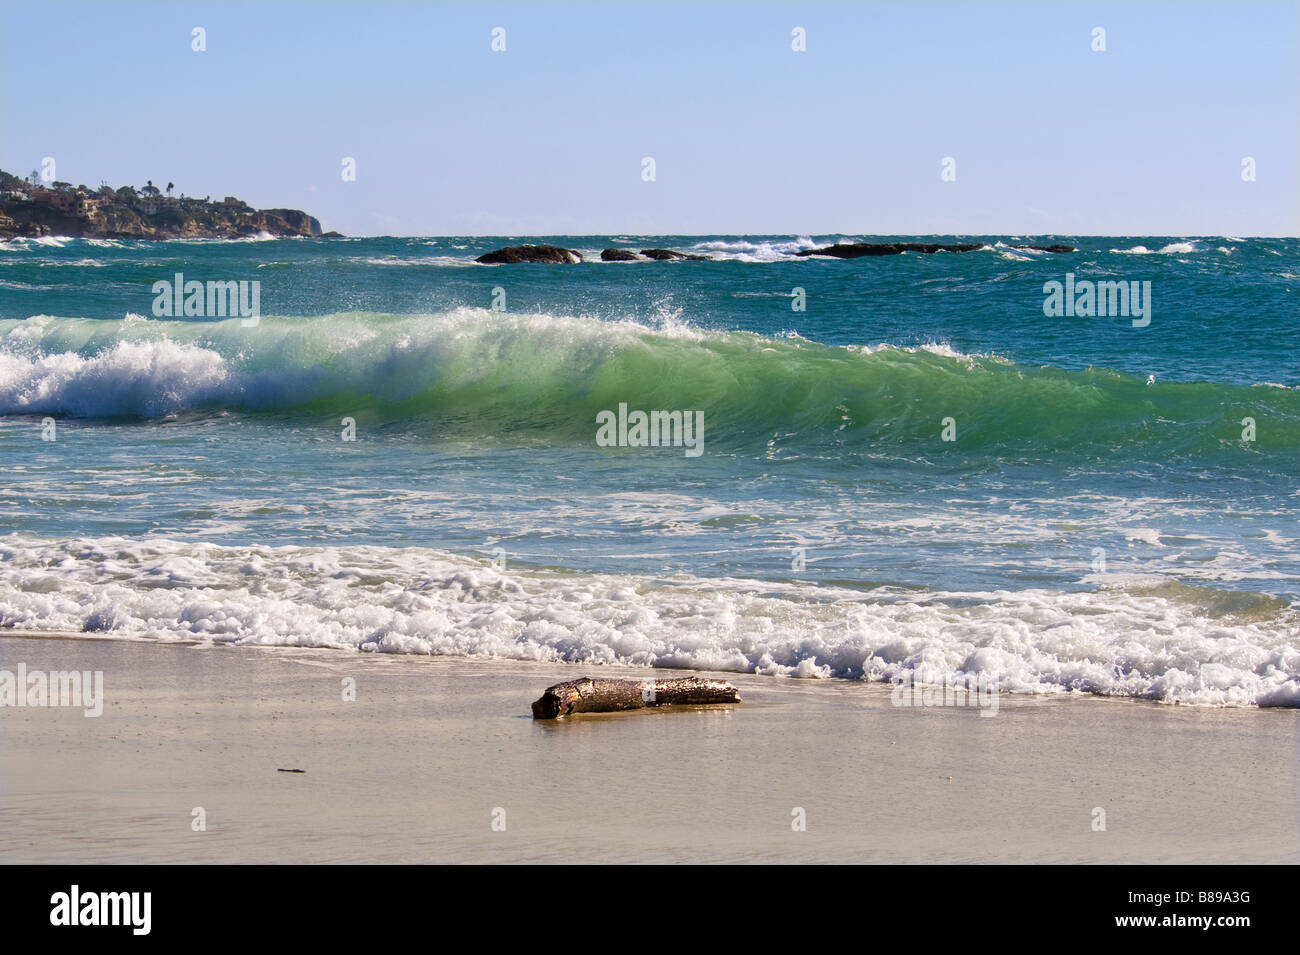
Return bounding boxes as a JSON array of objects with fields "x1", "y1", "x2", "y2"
[{"x1": 1, "y1": 234, "x2": 1297, "y2": 706}]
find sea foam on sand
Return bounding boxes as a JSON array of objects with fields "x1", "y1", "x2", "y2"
[{"x1": 2, "y1": 534, "x2": 1296, "y2": 707}]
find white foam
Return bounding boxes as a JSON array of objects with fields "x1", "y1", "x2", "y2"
[
  {"x1": 845, "y1": 341, "x2": 1007, "y2": 363},
  {"x1": 1112, "y1": 241, "x2": 1199, "y2": 255},
  {"x1": 989, "y1": 241, "x2": 1044, "y2": 261},
  {"x1": 0, "y1": 339, "x2": 231, "y2": 416},
  {"x1": 0, "y1": 280, "x2": 55, "y2": 290},
  {"x1": 0, "y1": 235, "x2": 72, "y2": 249},
  {"x1": 686, "y1": 236, "x2": 818, "y2": 262},
  {"x1": 357, "y1": 256, "x2": 474, "y2": 267},
  {"x1": 0, "y1": 308, "x2": 715, "y2": 417},
  {"x1": 1, "y1": 535, "x2": 1295, "y2": 707},
  {"x1": 1122, "y1": 528, "x2": 1164, "y2": 547}
]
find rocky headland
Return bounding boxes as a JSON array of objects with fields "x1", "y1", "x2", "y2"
[{"x1": 0, "y1": 169, "x2": 335, "y2": 240}]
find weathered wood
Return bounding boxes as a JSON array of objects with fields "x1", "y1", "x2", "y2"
[{"x1": 531, "y1": 676, "x2": 741, "y2": 719}]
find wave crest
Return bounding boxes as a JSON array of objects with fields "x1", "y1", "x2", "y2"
[{"x1": 1, "y1": 311, "x2": 1297, "y2": 458}]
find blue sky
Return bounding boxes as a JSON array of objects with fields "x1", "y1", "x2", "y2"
[{"x1": 2, "y1": 1, "x2": 1295, "y2": 236}]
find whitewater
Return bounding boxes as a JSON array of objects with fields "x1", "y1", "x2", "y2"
[{"x1": 1, "y1": 234, "x2": 1296, "y2": 706}]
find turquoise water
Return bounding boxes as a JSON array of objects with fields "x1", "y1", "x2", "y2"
[{"x1": 1, "y1": 234, "x2": 1297, "y2": 704}]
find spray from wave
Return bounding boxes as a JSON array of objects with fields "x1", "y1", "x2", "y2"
[{"x1": 1111, "y1": 242, "x2": 1200, "y2": 255}]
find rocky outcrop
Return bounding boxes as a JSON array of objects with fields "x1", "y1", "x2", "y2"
[
  {"x1": 258, "y1": 208, "x2": 322, "y2": 236},
  {"x1": 640, "y1": 248, "x2": 712, "y2": 261},
  {"x1": 797, "y1": 241, "x2": 1074, "y2": 258},
  {"x1": 0, "y1": 172, "x2": 328, "y2": 240},
  {"x1": 476, "y1": 244, "x2": 582, "y2": 264},
  {"x1": 601, "y1": 248, "x2": 641, "y2": 261}
]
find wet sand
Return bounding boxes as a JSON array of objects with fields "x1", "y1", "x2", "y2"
[{"x1": 1, "y1": 631, "x2": 1296, "y2": 863}]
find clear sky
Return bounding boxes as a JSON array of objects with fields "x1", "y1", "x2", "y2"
[{"x1": 1, "y1": 0, "x2": 1295, "y2": 236}]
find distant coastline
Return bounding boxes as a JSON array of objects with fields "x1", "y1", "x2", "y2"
[{"x1": 0, "y1": 169, "x2": 338, "y2": 240}]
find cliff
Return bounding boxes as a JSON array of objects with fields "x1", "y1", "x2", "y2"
[{"x1": 0, "y1": 169, "x2": 332, "y2": 240}]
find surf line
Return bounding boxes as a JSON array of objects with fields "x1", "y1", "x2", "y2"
[{"x1": 595, "y1": 403, "x2": 704, "y2": 457}]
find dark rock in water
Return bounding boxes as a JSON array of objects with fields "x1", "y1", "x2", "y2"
[
  {"x1": 476, "y1": 244, "x2": 582, "y2": 264},
  {"x1": 601, "y1": 248, "x2": 641, "y2": 261},
  {"x1": 1011, "y1": 243, "x2": 1075, "y2": 253},
  {"x1": 640, "y1": 248, "x2": 712, "y2": 261},
  {"x1": 796, "y1": 242, "x2": 983, "y2": 258},
  {"x1": 318, "y1": 231, "x2": 345, "y2": 238}
]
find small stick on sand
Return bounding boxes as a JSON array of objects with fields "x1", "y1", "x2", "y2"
[{"x1": 531, "y1": 676, "x2": 741, "y2": 719}]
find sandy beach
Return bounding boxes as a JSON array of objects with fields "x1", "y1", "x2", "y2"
[{"x1": 2, "y1": 631, "x2": 1295, "y2": 864}]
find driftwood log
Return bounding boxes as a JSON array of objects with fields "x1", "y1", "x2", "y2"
[{"x1": 531, "y1": 677, "x2": 741, "y2": 719}]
